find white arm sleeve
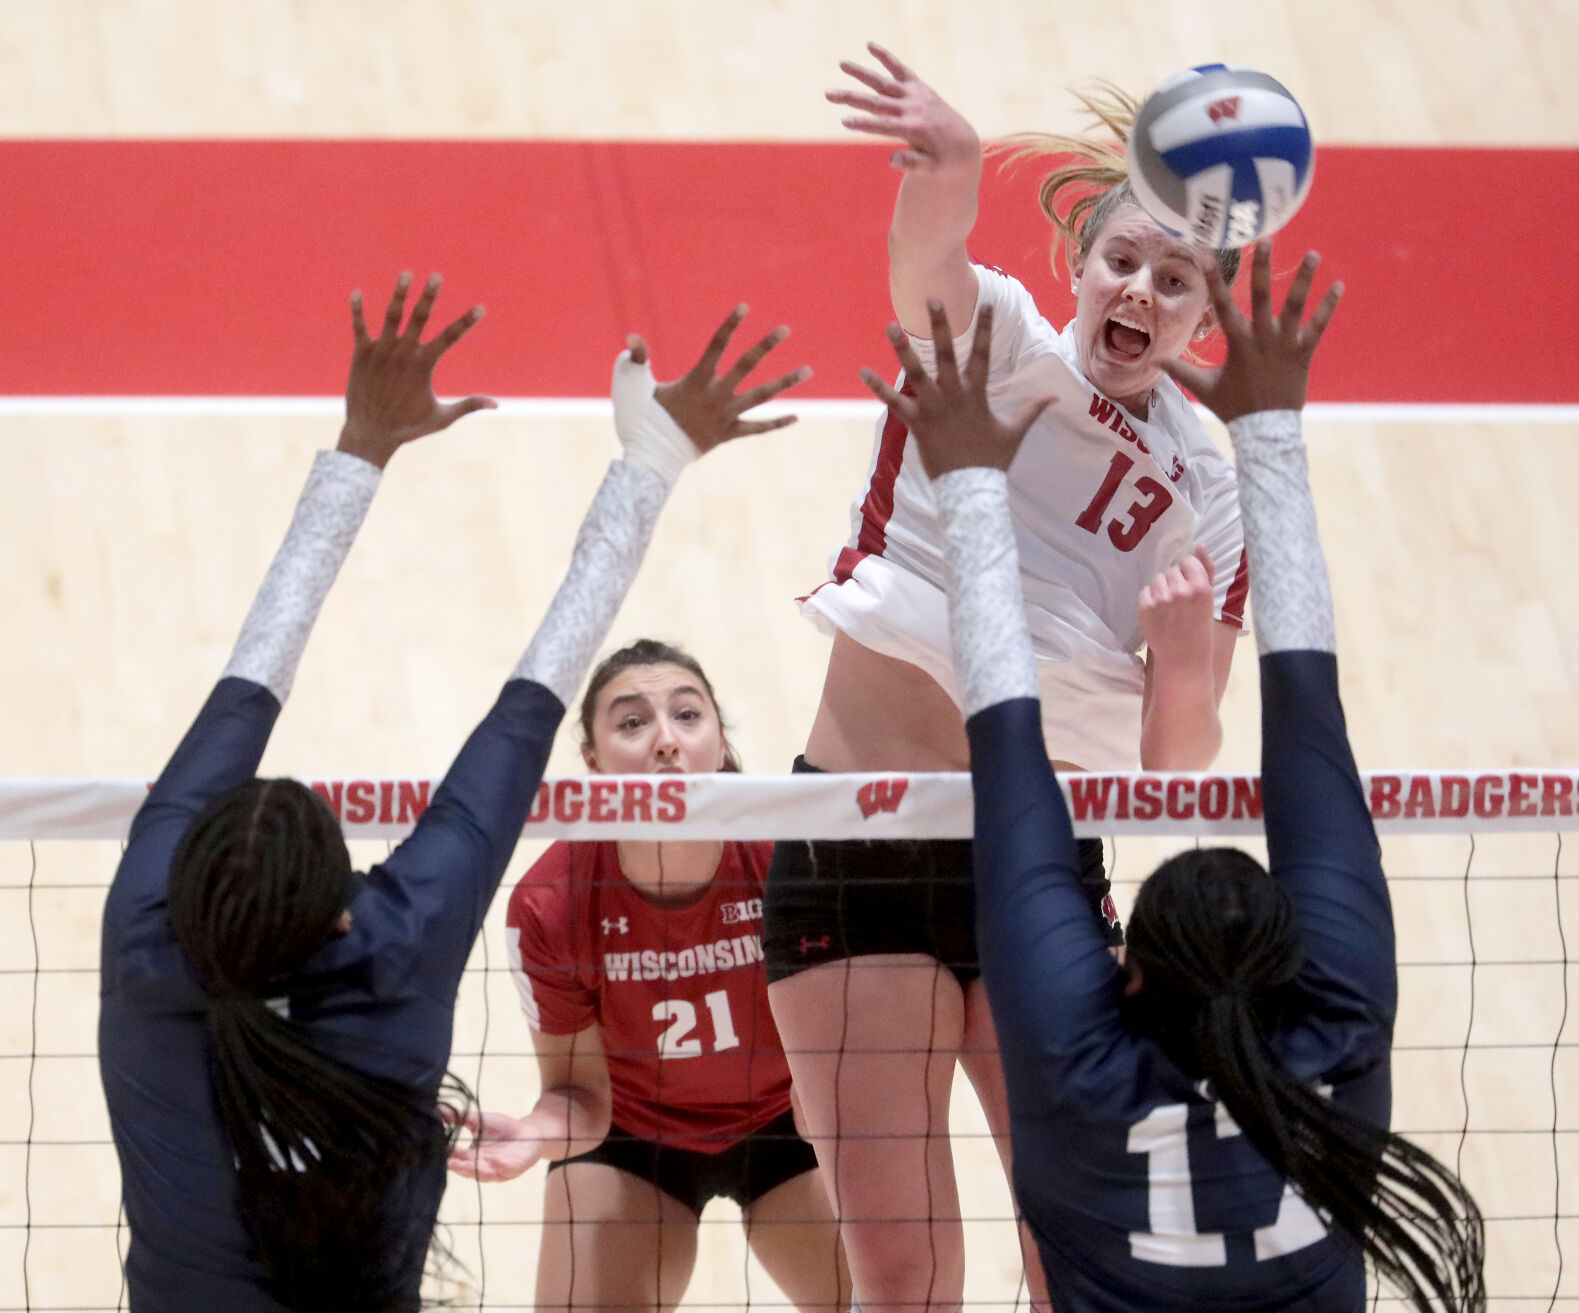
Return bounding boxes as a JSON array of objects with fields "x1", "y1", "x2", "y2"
[
  {"x1": 511, "y1": 458, "x2": 670, "y2": 704},
  {"x1": 512, "y1": 349, "x2": 697, "y2": 704},
  {"x1": 221, "y1": 449, "x2": 381, "y2": 702},
  {"x1": 1226, "y1": 410, "x2": 1336, "y2": 656},
  {"x1": 934, "y1": 466, "x2": 1039, "y2": 718}
]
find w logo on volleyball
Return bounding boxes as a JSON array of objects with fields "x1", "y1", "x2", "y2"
[
  {"x1": 1207, "y1": 95, "x2": 1241, "y2": 124},
  {"x1": 856, "y1": 778, "x2": 909, "y2": 819}
]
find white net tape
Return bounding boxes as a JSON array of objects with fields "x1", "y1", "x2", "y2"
[{"x1": 6, "y1": 768, "x2": 1579, "y2": 841}]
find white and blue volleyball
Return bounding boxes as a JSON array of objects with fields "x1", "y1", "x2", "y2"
[{"x1": 1127, "y1": 64, "x2": 1314, "y2": 249}]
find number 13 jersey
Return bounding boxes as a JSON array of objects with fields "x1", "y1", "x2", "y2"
[
  {"x1": 800, "y1": 263, "x2": 1248, "y2": 769},
  {"x1": 506, "y1": 839, "x2": 792, "y2": 1153}
]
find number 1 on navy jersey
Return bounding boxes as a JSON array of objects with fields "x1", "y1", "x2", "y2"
[{"x1": 1127, "y1": 1101, "x2": 1329, "y2": 1266}]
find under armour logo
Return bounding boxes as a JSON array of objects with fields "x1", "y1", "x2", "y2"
[
  {"x1": 799, "y1": 935, "x2": 830, "y2": 954},
  {"x1": 601, "y1": 916, "x2": 629, "y2": 935},
  {"x1": 856, "y1": 778, "x2": 908, "y2": 819}
]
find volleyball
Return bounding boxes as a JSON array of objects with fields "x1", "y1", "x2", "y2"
[{"x1": 1127, "y1": 64, "x2": 1314, "y2": 249}]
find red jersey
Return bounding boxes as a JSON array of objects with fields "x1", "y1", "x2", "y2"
[{"x1": 505, "y1": 839, "x2": 792, "y2": 1153}]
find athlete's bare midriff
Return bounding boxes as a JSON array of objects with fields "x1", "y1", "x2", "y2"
[{"x1": 804, "y1": 630, "x2": 1086, "y2": 775}]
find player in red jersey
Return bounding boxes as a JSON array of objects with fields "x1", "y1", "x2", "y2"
[{"x1": 450, "y1": 640, "x2": 848, "y2": 1313}]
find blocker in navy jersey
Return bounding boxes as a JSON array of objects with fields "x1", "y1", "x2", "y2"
[
  {"x1": 968, "y1": 648, "x2": 1390, "y2": 1312},
  {"x1": 99, "y1": 674, "x2": 563, "y2": 1311}
]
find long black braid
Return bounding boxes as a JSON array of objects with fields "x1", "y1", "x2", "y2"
[
  {"x1": 1124, "y1": 848, "x2": 1486, "y2": 1312},
  {"x1": 168, "y1": 778, "x2": 470, "y2": 1313}
]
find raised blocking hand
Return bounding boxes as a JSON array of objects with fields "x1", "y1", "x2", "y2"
[
  {"x1": 337, "y1": 272, "x2": 497, "y2": 469},
  {"x1": 626, "y1": 306, "x2": 811, "y2": 456},
  {"x1": 859, "y1": 299, "x2": 1052, "y2": 479},
  {"x1": 1161, "y1": 239, "x2": 1343, "y2": 424}
]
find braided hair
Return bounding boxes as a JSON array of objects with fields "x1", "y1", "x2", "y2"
[
  {"x1": 1124, "y1": 848, "x2": 1486, "y2": 1312},
  {"x1": 168, "y1": 778, "x2": 468, "y2": 1313}
]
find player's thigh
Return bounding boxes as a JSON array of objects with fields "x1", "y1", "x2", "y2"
[
  {"x1": 537, "y1": 1161, "x2": 700, "y2": 1313},
  {"x1": 742, "y1": 1168, "x2": 850, "y2": 1313},
  {"x1": 768, "y1": 954, "x2": 965, "y2": 1197},
  {"x1": 960, "y1": 977, "x2": 1015, "y2": 1155},
  {"x1": 961, "y1": 978, "x2": 1055, "y2": 1313}
]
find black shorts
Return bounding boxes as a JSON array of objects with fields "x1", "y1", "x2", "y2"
[
  {"x1": 547, "y1": 1110, "x2": 819, "y2": 1217},
  {"x1": 763, "y1": 757, "x2": 1122, "y2": 986}
]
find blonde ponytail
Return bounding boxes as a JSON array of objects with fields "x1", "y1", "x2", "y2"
[{"x1": 994, "y1": 84, "x2": 1242, "y2": 283}]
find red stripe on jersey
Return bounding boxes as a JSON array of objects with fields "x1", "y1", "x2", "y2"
[
  {"x1": 1220, "y1": 548, "x2": 1251, "y2": 629},
  {"x1": 833, "y1": 380, "x2": 914, "y2": 584}
]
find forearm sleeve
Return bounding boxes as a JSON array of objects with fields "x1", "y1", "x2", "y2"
[
  {"x1": 933, "y1": 467, "x2": 1038, "y2": 716},
  {"x1": 1231, "y1": 411, "x2": 1394, "y2": 1028},
  {"x1": 221, "y1": 450, "x2": 381, "y2": 701},
  {"x1": 1226, "y1": 410, "x2": 1335, "y2": 656},
  {"x1": 511, "y1": 458, "x2": 670, "y2": 706}
]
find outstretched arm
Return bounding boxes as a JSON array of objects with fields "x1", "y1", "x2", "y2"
[
  {"x1": 1163, "y1": 243, "x2": 1392, "y2": 1030},
  {"x1": 383, "y1": 310, "x2": 810, "y2": 968},
  {"x1": 861, "y1": 305, "x2": 1120, "y2": 1069},
  {"x1": 107, "y1": 276, "x2": 492, "y2": 931},
  {"x1": 830, "y1": 44, "x2": 981, "y2": 336}
]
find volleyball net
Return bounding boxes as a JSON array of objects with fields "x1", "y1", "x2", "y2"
[{"x1": 2, "y1": 769, "x2": 1574, "y2": 1311}]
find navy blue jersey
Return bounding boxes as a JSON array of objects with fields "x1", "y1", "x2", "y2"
[
  {"x1": 968, "y1": 650, "x2": 1394, "y2": 1313},
  {"x1": 99, "y1": 674, "x2": 564, "y2": 1312}
]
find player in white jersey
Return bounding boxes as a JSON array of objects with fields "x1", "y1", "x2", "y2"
[{"x1": 763, "y1": 48, "x2": 1249, "y2": 1313}]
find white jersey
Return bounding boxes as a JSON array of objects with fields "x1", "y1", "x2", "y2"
[{"x1": 801, "y1": 263, "x2": 1247, "y2": 770}]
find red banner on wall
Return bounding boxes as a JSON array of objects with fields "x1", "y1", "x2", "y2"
[{"x1": 3, "y1": 142, "x2": 1575, "y2": 403}]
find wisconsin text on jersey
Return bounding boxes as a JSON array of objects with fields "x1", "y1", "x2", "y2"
[
  {"x1": 603, "y1": 934, "x2": 766, "y2": 983},
  {"x1": 1088, "y1": 392, "x2": 1187, "y2": 483}
]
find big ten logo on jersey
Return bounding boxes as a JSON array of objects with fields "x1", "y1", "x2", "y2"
[
  {"x1": 1127, "y1": 1095, "x2": 1328, "y2": 1268},
  {"x1": 526, "y1": 777, "x2": 686, "y2": 826},
  {"x1": 719, "y1": 897, "x2": 762, "y2": 925},
  {"x1": 1076, "y1": 393, "x2": 1183, "y2": 554},
  {"x1": 856, "y1": 777, "x2": 908, "y2": 819}
]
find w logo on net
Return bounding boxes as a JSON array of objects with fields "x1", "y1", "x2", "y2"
[{"x1": 856, "y1": 778, "x2": 909, "y2": 819}]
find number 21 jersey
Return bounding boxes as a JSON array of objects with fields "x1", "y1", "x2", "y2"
[{"x1": 506, "y1": 840, "x2": 792, "y2": 1153}]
